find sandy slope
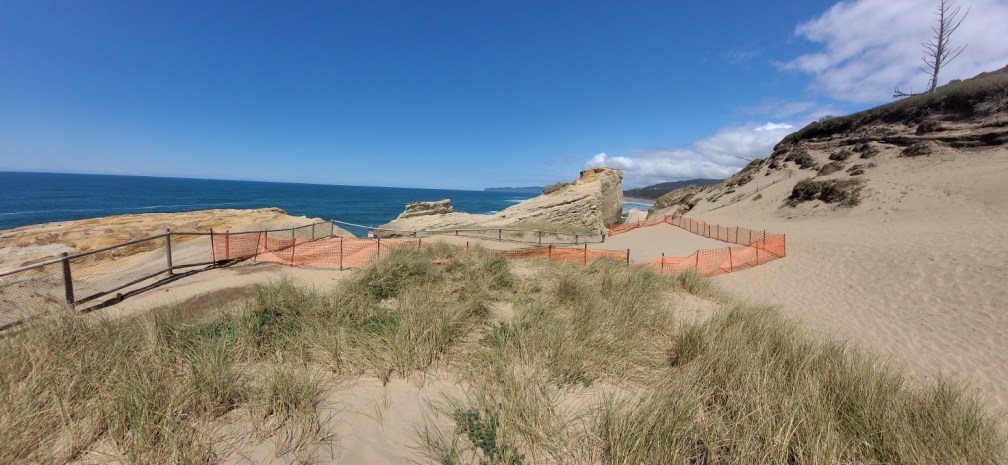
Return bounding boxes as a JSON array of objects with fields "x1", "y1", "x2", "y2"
[{"x1": 699, "y1": 146, "x2": 1008, "y2": 413}]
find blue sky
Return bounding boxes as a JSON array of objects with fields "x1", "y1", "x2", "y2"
[{"x1": 1, "y1": 1, "x2": 1006, "y2": 189}]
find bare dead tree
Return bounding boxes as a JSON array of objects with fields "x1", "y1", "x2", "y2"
[{"x1": 920, "y1": 0, "x2": 969, "y2": 94}]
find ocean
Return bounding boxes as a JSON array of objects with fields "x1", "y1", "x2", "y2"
[
  {"x1": 0, "y1": 172, "x2": 653, "y2": 237},
  {"x1": 0, "y1": 172, "x2": 546, "y2": 237}
]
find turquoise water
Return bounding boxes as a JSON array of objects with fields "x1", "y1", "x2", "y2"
[{"x1": 0, "y1": 172, "x2": 537, "y2": 237}]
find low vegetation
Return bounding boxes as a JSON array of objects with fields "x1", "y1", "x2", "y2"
[
  {"x1": 847, "y1": 163, "x2": 877, "y2": 176},
  {"x1": 724, "y1": 159, "x2": 765, "y2": 188},
  {"x1": 775, "y1": 65, "x2": 1008, "y2": 149},
  {"x1": 784, "y1": 149, "x2": 819, "y2": 170},
  {"x1": 829, "y1": 149, "x2": 853, "y2": 161},
  {"x1": 853, "y1": 142, "x2": 880, "y2": 159},
  {"x1": 902, "y1": 142, "x2": 933, "y2": 157},
  {"x1": 787, "y1": 178, "x2": 866, "y2": 207},
  {"x1": 1, "y1": 245, "x2": 1003, "y2": 463},
  {"x1": 817, "y1": 161, "x2": 846, "y2": 176}
]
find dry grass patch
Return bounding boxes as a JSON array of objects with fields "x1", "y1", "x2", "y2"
[{"x1": 1, "y1": 244, "x2": 1003, "y2": 464}]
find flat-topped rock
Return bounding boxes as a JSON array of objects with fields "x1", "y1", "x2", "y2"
[{"x1": 397, "y1": 199, "x2": 454, "y2": 219}]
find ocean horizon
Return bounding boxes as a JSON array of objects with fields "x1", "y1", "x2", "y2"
[{"x1": 0, "y1": 172, "x2": 652, "y2": 237}]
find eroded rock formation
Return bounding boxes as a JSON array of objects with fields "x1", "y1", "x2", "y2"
[{"x1": 379, "y1": 168, "x2": 624, "y2": 233}]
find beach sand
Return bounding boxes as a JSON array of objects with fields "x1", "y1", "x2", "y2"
[{"x1": 702, "y1": 146, "x2": 1008, "y2": 413}]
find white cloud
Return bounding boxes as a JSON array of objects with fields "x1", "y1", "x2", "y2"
[
  {"x1": 586, "y1": 122, "x2": 795, "y2": 187},
  {"x1": 783, "y1": 0, "x2": 1008, "y2": 103}
]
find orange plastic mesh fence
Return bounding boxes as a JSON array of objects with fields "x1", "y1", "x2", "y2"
[
  {"x1": 608, "y1": 215, "x2": 785, "y2": 276},
  {"x1": 208, "y1": 217, "x2": 784, "y2": 276},
  {"x1": 499, "y1": 246, "x2": 628, "y2": 266},
  {"x1": 211, "y1": 233, "x2": 424, "y2": 268}
]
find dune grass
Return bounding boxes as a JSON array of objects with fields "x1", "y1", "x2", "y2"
[{"x1": 0, "y1": 244, "x2": 1003, "y2": 463}]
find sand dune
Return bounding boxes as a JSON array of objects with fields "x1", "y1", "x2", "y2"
[{"x1": 701, "y1": 146, "x2": 1008, "y2": 413}]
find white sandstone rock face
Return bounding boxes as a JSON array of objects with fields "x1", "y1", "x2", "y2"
[{"x1": 379, "y1": 168, "x2": 624, "y2": 233}]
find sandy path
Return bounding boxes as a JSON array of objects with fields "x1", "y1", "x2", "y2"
[{"x1": 593, "y1": 222, "x2": 731, "y2": 263}]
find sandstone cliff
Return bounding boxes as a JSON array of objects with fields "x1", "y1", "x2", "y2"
[
  {"x1": 379, "y1": 168, "x2": 624, "y2": 234},
  {"x1": 0, "y1": 208, "x2": 353, "y2": 270}
]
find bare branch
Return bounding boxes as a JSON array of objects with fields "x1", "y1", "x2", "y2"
[{"x1": 920, "y1": 0, "x2": 970, "y2": 93}]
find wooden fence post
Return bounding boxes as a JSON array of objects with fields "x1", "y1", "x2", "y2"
[
  {"x1": 290, "y1": 228, "x2": 296, "y2": 266},
  {"x1": 224, "y1": 230, "x2": 230, "y2": 261},
  {"x1": 61, "y1": 252, "x2": 75, "y2": 307},
  {"x1": 165, "y1": 229, "x2": 173, "y2": 275},
  {"x1": 728, "y1": 247, "x2": 733, "y2": 272},
  {"x1": 583, "y1": 243, "x2": 587, "y2": 265},
  {"x1": 339, "y1": 237, "x2": 344, "y2": 270},
  {"x1": 538, "y1": 231, "x2": 542, "y2": 245},
  {"x1": 253, "y1": 231, "x2": 262, "y2": 263},
  {"x1": 626, "y1": 249, "x2": 630, "y2": 265},
  {"x1": 377, "y1": 238, "x2": 381, "y2": 258},
  {"x1": 498, "y1": 229, "x2": 502, "y2": 241},
  {"x1": 548, "y1": 244, "x2": 552, "y2": 259},
  {"x1": 661, "y1": 252, "x2": 665, "y2": 273}
]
